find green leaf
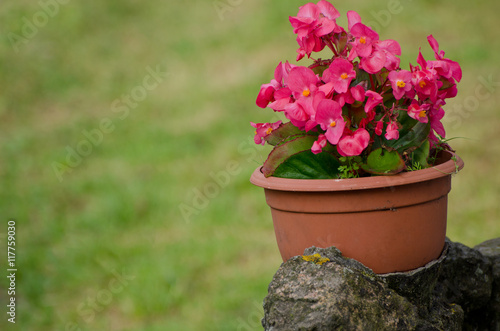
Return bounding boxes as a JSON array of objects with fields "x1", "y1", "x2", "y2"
[
  {"x1": 262, "y1": 135, "x2": 337, "y2": 178},
  {"x1": 361, "y1": 148, "x2": 405, "y2": 175},
  {"x1": 273, "y1": 150, "x2": 341, "y2": 179},
  {"x1": 264, "y1": 122, "x2": 306, "y2": 146},
  {"x1": 311, "y1": 65, "x2": 329, "y2": 77},
  {"x1": 410, "y1": 139, "x2": 430, "y2": 168},
  {"x1": 385, "y1": 113, "x2": 430, "y2": 153},
  {"x1": 351, "y1": 69, "x2": 371, "y2": 88}
]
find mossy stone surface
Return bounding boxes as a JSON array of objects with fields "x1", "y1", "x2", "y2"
[{"x1": 262, "y1": 239, "x2": 500, "y2": 330}]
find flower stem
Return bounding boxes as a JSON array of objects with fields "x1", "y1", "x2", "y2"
[
  {"x1": 369, "y1": 74, "x2": 376, "y2": 90},
  {"x1": 324, "y1": 37, "x2": 339, "y2": 57},
  {"x1": 378, "y1": 77, "x2": 389, "y2": 94}
]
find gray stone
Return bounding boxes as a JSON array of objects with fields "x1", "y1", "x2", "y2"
[
  {"x1": 262, "y1": 246, "x2": 463, "y2": 331},
  {"x1": 263, "y1": 239, "x2": 500, "y2": 331},
  {"x1": 435, "y1": 239, "x2": 494, "y2": 330},
  {"x1": 381, "y1": 244, "x2": 448, "y2": 309},
  {"x1": 474, "y1": 238, "x2": 500, "y2": 330}
]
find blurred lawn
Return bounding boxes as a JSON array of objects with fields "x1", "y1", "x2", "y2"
[{"x1": 0, "y1": 0, "x2": 499, "y2": 330}]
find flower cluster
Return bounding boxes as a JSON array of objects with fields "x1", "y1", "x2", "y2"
[{"x1": 253, "y1": 1, "x2": 461, "y2": 178}]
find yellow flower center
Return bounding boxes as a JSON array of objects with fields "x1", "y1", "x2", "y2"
[
  {"x1": 330, "y1": 121, "x2": 336, "y2": 127},
  {"x1": 397, "y1": 80, "x2": 406, "y2": 88},
  {"x1": 419, "y1": 81, "x2": 426, "y2": 88},
  {"x1": 302, "y1": 89, "x2": 311, "y2": 97},
  {"x1": 341, "y1": 73, "x2": 348, "y2": 80},
  {"x1": 265, "y1": 127, "x2": 273, "y2": 135},
  {"x1": 419, "y1": 110, "x2": 427, "y2": 118},
  {"x1": 359, "y1": 37, "x2": 366, "y2": 44}
]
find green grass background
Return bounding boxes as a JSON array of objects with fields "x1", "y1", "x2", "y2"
[{"x1": 0, "y1": 0, "x2": 499, "y2": 330}]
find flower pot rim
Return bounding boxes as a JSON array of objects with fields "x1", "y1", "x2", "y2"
[{"x1": 250, "y1": 151, "x2": 464, "y2": 192}]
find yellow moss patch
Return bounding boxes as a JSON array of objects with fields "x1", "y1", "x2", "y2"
[{"x1": 302, "y1": 253, "x2": 330, "y2": 265}]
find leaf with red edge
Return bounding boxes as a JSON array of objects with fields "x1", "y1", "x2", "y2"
[
  {"x1": 262, "y1": 135, "x2": 339, "y2": 178},
  {"x1": 264, "y1": 122, "x2": 309, "y2": 146}
]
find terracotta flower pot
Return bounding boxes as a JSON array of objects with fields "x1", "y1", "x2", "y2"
[{"x1": 250, "y1": 151, "x2": 464, "y2": 274}]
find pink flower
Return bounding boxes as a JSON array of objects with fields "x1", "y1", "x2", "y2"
[
  {"x1": 364, "y1": 90, "x2": 383, "y2": 113},
  {"x1": 289, "y1": 1, "x2": 342, "y2": 60},
  {"x1": 289, "y1": 2, "x2": 340, "y2": 38},
  {"x1": 322, "y1": 58, "x2": 357, "y2": 93},
  {"x1": 429, "y1": 105, "x2": 446, "y2": 142},
  {"x1": 412, "y1": 69, "x2": 441, "y2": 102},
  {"x1": 407, "y1": 101, "x2": 430, "y2": 123},
  {"x1": 359, "y1": 50, "x2": 386, "y2": 74},
  {"x1": 274, "y1": 61, "x2": 296, "y2": 86},
  {"x1": 333, "y1": 85, "x2": 365, "y2": 107},
  {"x1": 388, "y1": 70, "x2": 412, "y2": 100},
  {"x1": 374, "y1": 120, "x2": 384, "y2": 136},
  {"x1": 346, "y1": 10, "x2": 362, "y2": 30},
  {"x1": 376, "y1": 39, "x2": 401, "y2": 71},
  {"x1": 337, "y1": 128, "x2": 370, "y2": 156},
  {"x1": 315, "y1": 99, "x2": 345, "y2": 145},
  {"x1": 284, "y1": 67, "x2": 324, "y2": 128},
  {"x1": 287, "y1": 66, "x2": 320, "y2": 100},
  {"x1": 385, "y1": 122, "x2": 399, "y2": 140},
  {"x1": 350, "y1": 85, "x2": 366, "y2": 102},
  {"x1": 284, "y1": 101, "x2": 309, "y2": 130},
  {"x1": 359, "y1": 109, "x2": 376, "y2": 129},
  {"x1": 295, "y1": 35, "x2": 325, "y2": 61},
  {"x1": 256, "y1": 80, "x2": 280, "y2": 108},
  {"x1": 289, "y1": 3, "x2": 321, "y2": 39},
  {"x1": 356, "y1": 39, "x2": 401, "y2": 74},
  {"x1": 304, "y1": 91, "x2": 327, "y2": 132},
  {"x1": 427, "y1": 35, "x2": 462, "y2": 83},
  {"x1": 350, "y1": 23, "x2": 379, "y2": 58},
  {"x1": 311, "y1": 134, "x2": 328, "y2": 154},
  {"x1": 316, "y1": 0, "x2": 341, "y2": 33},
  {"x1": 333, "y1": 90, "x2": 354, "y2": 107},
  {"x1": 268, "y1": 87, "x2": 292, "y2": 111},
  {"x1": 256, "y1": 61, "x2": 295, "y2": 109},
  {"x1": 251, "y1": 121, "x2": 282, "y2": 145}
]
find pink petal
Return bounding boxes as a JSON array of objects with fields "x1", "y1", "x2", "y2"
[
  {"x1": 427, "y1": 34, "x2": 440, "y2": 55},
  {"x1": 325, "y1": 119, "x2": 345, "y2": 145},
  {"x1": 256, "y1": 83, "x2": 276, "y2": 108},
  {"x1": 318, "y1": 0, "x2": 340, "y2": 20},
  {"x1": 360, "y1": 50, "x2": 386, "y2": 74},
  {"x1": 315, "y1": 99, "x2": 342, "y2": 128},
  {"x1": 350, "y1": 85, "x2": 366, "y2": 102},
  {"x1": 297, "y1": 3, "x2": 320, "y2": 19},
  {"x1": 315, "y1": 17, "x2": 337, "y2": 36},
  {"x1": 337, "y1": 129, "x2": 370, "y2": 156},
  {"x1": 311, "y1": 134, "x2": 327, "y2": 154},
  {"x1": 347, "y1": 11, "x2": 362, "y2": 31},
  {"x1": 284, "y1": 102, "x2": 308, "y2": 123},
  {"x1": 287, "y1": 66, "x2": 319, "y2": 97},
  {"x1": 376, "y1": 39, "x2": 401, "y2": 56},
  {"x1": 364, "y1": 90, "x2": 383, "y2": 113},
  {"x1": 375, "y1": 121, "x2": 383, "y2": 136},
  {"x1": 417, "y1": 50, "x2": 427, "y2": 70},
  {"x1": 384, "y1": 122, "x2": 399, "y2": 140}
]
